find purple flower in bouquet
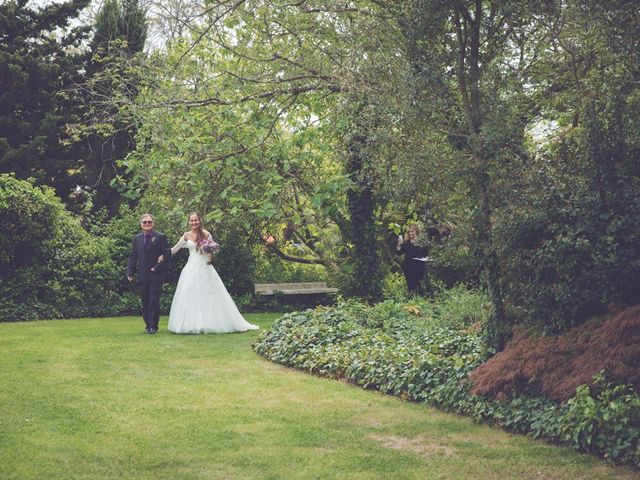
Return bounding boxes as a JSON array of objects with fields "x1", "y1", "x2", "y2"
[{"x1": 200, "y1": 238, "x2": 220, "y2": 255}]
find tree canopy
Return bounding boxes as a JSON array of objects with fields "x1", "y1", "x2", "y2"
[
  {"x1": 2, "y1": 0, "x2": 639, "y2": 350},
  {"x1": 0, "y1": 0, "x2": 91, "y2": 197}
]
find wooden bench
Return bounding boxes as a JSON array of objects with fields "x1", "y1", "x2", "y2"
[{"x1": 254, "y1": 282, "x2": 339, "y2": 296}]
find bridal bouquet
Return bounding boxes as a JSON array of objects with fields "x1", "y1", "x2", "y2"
[
  {"x1": 200, "y1": 239, "x2": 220, "y2": 255},
  {"x1": 200, "y1": 239, "x2": 220, "y2": 265}
]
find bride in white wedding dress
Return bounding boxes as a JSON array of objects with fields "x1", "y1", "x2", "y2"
[{"x1": 166, "y1": 212, "x2": 258, "y2": 334}]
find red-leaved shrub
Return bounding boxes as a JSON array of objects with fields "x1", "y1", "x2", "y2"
[{"x1": 468, "y1": 306, "x2": 640, "y2": 402}]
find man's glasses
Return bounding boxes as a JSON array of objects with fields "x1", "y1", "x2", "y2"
[{"x1": 141, "y1": 221, "x2": 153, "y2": 224}]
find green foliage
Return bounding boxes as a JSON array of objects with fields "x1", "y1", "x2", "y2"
[
  {"x1": 498, "y1": 101, "x2": 640, "y2": 331},
  {"x1": 561, "y1": 373, "x2": 640, "y2": 467},
  {"x1": 92, "y1": 0, "x2": 121, "y2": 50},
  {"x1": 338, "y1": 102, "x2": 387, "y2": 302},
  {"x1": 254, "y1": 303, "x2": 483, "y2": 398},
  {"x1": 382, "y1": 272, "x2": 410, "y2": 302},
  {"x1": 336, "y1": 286, "x2": 488, "y2": 332},
  {"x1": 0, "y1": 0, "x2": 91, "y2": 197},
  {"x1": 78, "y1": 0, "x2": 148, "y2": 213},
  {"x1": 123, "y1": 98, "x2": 346, "y2": 277},
  {"x1": 427, "y1": 229, "x2": 479, "y2": 288},
  {"x1": 499, "y1": 189, "x2": 640, "y2": 330},
  {"x1": 211, "y1": 225, "x2": 257, "y2": 298},
  {"x1": 254, "y1": 248, "x2": 327, "y2": 284},
  {"x1": 92, "y1": 0, "x2": 147, "y2": 54},
  {"x1": 427, "y1": 284, "x2": 489, "y2": 330},
  {"x1": 85, "y1": 204, "x2": 145, "y2": 313},
  {"x1": 254, "y1": 291, "x2": 640, "y2": 468},
  {"x1": 0, "y1": 175, "x2": 121, "y2": 320},
  {"x1": 118, "y1": 31, "x2": 350, "y2": 270},
  {"x1": 493, "y1": 0, "x2": 640, "y2": 332}
]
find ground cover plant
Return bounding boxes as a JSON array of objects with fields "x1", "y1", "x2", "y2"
[
  {"x1": 2, "y1": 314, "x2": 637, "y2": 479},
  {"x1": 253, "y1": 290, "x2": 640, "y2": 469}
]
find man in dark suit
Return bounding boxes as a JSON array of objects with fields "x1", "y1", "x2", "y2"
[{"x1": 127, "y1": 213, "x2": 172, "y2": 334}]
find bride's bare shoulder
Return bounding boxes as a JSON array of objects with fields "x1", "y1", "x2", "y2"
[{"x1": 203, "y1": 229, "x2": 212, "y2": 239}]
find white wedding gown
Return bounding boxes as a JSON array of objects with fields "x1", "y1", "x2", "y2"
[{"x1": 168, "y1": 237, "x2": 259, "y2": 334}]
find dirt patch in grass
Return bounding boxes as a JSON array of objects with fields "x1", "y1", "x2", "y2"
[
  {"x1": 369, "y1": 434, "x2": 454, "y2": 458},
  {"x1": 468, "y1": 305, "x2": 640, "y2": 401}
]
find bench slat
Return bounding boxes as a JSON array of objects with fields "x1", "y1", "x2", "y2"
[
  {"x1": 254, "y1": 282, "x2": 338, "y2": 295},
  {"x1": 257, "y1": 288, "x2": 338, "y2": 295}
]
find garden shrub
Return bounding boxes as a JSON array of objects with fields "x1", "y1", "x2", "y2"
[
  {"x1": 427, "y1": 229, "x2": 480, "y2": 289},
  {"x1": 561, "y1": 374, "x2": 640, "y2": 466},
  {"x1": 0, "y1": 175, "x2": 120, "y2": 320},
  {"x1": 382, "y1": 272, "x2": 410, "y2": 302},
  {"x1": 212, "y1": 226, "x2": 256, "y2": 298},
  {"x1": 496, "y1": 101, "x2": 640, "y2": 332},
  {"x1": 468, "y1": 305, "x2": 640, "y2": 401},
  {"x1": 253, "y1": 246, "x2": 328, "y2": 284},
  {"x1": 497, "y1": 186, "x2": 640, "y2": 332},
  {"x1": 84, "y1": 205, "x2": 142, "y2": 314}
]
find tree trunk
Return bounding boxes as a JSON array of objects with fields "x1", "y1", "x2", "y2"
[
  {"x1": 471, "y1": 151, "x2": 507, "y2": 352},
  {"x1": 344, "y1": 126, "x2": 383, "y2": 303},
  {"x1": 456, "y1": 0, "x2": 508, "y2": 352}
]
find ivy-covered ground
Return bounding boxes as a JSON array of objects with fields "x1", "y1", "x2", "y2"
[{"x1": 253, "y1": 288, "x2": 640, "y2": 469}]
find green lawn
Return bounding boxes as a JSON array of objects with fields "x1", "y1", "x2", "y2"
[{"x1": 0, "y1": 315, "x2": 637, "y2": 480}]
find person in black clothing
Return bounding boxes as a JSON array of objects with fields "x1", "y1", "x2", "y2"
[
  {"x1": 396, "y1": 224, "x2": 429, "y2": 295},
  {"x1": 127, "y1": 213, "x2": 172, "y2": 334}
]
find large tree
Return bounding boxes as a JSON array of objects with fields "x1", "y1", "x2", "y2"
[
  {"x1": 0, "y1": 0, "x2": 91, "y2": 198},
  {"x1": 382, "y1": 0, "x2": 560, "y2": 351},
  {"x1": 119, "y1": 36, "x2": 348, "y2": 271},
  {"x1": 116, "y1": 2, "x2": 420, "y2": 288},
  {"x1": 76, "y1": 0, "x2": 148, "y2": 213}
]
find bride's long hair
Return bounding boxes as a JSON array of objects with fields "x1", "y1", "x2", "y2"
[{"x1": 188, "y1": 212, "x2": 206, "y2": 249}]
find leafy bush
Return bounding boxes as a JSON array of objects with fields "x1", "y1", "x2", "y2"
[
  {"x1": 428, "y1": 231, "x2": 480, "y2": 289},
  {"x1": 497, "y1": 100, "x2": 640, "y2": 332},
  {"x1": 253, "y1": 245, "x2": 328, "y2": 284},
  {"x1": 0, "y1": 175, "x2": 120, "y2": 320},
  {"x1": 382, "y1": 272, "x2": 410, "y2": 302},
  {"x1": 351, "y1": 285, "x2": 488, "y2": 331},
  {"x1": 498, "y1": 185, "x2": 640, "y2": 331},
  {"x1": 213, "y1": 226, "x2": 256, "y2": 297},
  {"x1": 85, "y1": 205, "x2": 143, "y2": 314},
  {"x1": 561, "y1": 373, "x2": 640, "y2": 466}
]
